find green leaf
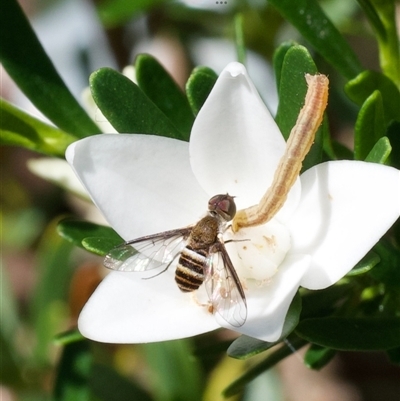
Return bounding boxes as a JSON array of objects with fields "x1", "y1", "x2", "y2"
[
  {"x1": 304, "y1": 344, "x2": 336, "y2": 370},
  {"x1": 304, "y1": 116, "x2": 329, "y2": 171},
  {"x1": 331, "y1": 140, "x2": 354, "y2": 160},
  {"x1": 346, "y1": 251, "x2": 381, "y2": 276},
  {"x1": 361, "y1": 0, "x2": 400, "y2": 87},
  {"x1": 136, "y1": 54, "x2": 194, "y2": 140},
  {"x1": 301, "y1": 284, "x2": 354, "y2": 319},
  {"x1": 142, "y1": 339, "x2": 203, "y2": 401},
  {"x1": 82, "y1": 237, "x2": 123, "y2": 256},
  {"x1": 357, "y1": 0, "x2": 387, "y2": 41},
  {"x1": 227, "y1": 291, "x2": 302, "y2": 359},
  {"x1": 296, "y1": 317, "x2": 400, "y2": 350},
  {"x1": 345, "y1": 70, "x2": 400, "y2": 124},
  {"x1": 31, "y1": 219, "x2": 75, "y2": 365},
  {"x1": 268, "y1": 0, "x2": 362, "y2": 79},
  {"x1": 275, "y1": 45, "x2": 318, "y2": 139},
  {"x1": 354, "y1": 90, "x2": 386, "y2": 160},
  {"x1": 90, "y1": 364, "x2": 152, "y2": 401},
  {"x1": 234, "y1": 13, "x2": 246, "y2": 64},
  {"x1": 53, "y1": 341, "x2": 92, "y2": 401},
  {"x1": 185, "y1": 66, "x2": 218, "y2": 116},
  {"x1": 54, "y1": 329, "x2": 86, "y2": 346},
  {"x1": 223, "y1": 336, "x2": 307, "y2": 397},
  {"x1": 274, "y1": 44, "x2": 326, "y2": 169},
  {"x1": 364, "y1": 136, "x2": 392, "y2": 164},
  {"x1": 370, "y1": 240, "x2": 400, "y2": 289},
  {"x1": 97, "y1": 0, "x2": 169, "y2": 27},
  {"x1": 57, "y1": 218, "x2": 123, "y2": 250},
  {"x1": 0, "y1": 0, "x2": 100, "y2": 138},
  {"x1": 273, "y1": 41, "x2": 298, "y2": 93},
  {"x1": 90, "y1": 67, "x2": 184, "y2": 139},
  {"x1": 386, "y1": 120, "x2": 400, "y2": 169},
  {"x1": 0, "y1": 99, "x2": 77, "y2": 157}
]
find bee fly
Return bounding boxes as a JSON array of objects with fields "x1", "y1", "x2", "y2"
[{"x1": 104, "y1": 194, "x2": 247, "y2": 327}]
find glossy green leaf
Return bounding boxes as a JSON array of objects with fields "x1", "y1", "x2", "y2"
[
  {"x1": 53, "y1": 341, "x2": 92, "y2": 401},
  {"x1": 322, "y1": 120, "x2": 337, "y2": 161},
  {"x1": 142, "y1": 339, "x2": 203, "y2": 401},
  {"x1": 386, "y1": 120, "x2": 400, "y2": 169},
  {"x1": 364, "y1": 136, "x2": 392, "y2": 164},
  {"x1": 90, "y1": 364, "x2": 152, "y2": 401},
  {"x1": 268, "y1": 0, "x2": 362, "y2": 79},
  {"x1": 227, "y1": 291, "x2": 302, "y2": 359},
  {"x1": 304, "y1": 117, "x2": 329, "y2": 171},
  {"x1": 273, "y1": 41, "x2": 297, "y2": 93},
  {"x1": 331, "y1": 140, "x2": 354, "y2": 160},
  {"x1": 362, "y1": 0, "x2": 400, "y2": 86},
  {"x1": 223, "y1": 336, "x2": 307, "y2": 397},
  {"x1": 82, "y1": 237, "x2": 123, "y2": 256},
  {"x1": 345, "y1": 70, "x2": 400, "y2": 124},
  {"x1": 90, "y1": 67, "x2": 184, "y2": 139},
  {"x1": 234, "y1": 13, "x2": 246, "y2": 64},
  {"x1": 357, "y1": 0, "x2": 386, "y2": 41},
  {"x1": 54, "y1": 329, "x2": 85, "y2": 346},
  {"x1": 32, "y1": 220, "x2": 75, "y2": 365},
  {"x1": 0, "y1": 99, "x2": 77, "y2": 157},
  {"x1": 97, "y1": 0, "x2": 168, "y2": 27},
  {"x1": 346, "y1": 251, "x2": 381, "y2": 276},
  {"x1": 0, "y1": 0, "x2": 100, "y2": 138},
  {"x1": 304, "y1": 344, "x2": 336, "y2": 370},
  {"x1": 296, "y1": 317, "x2": 400, "y2": 350},
  {"x1": 354, "y1": 90, "x2": 386, "y2": 160},
  {"x1": 274, "y1": 44, "x2": 326, "y2": 170},
  {"x1": 57, "y1": 218, "x2": 123, "y2": 250},
  {"x1": 136, "y1": 54, "x2": 194, "y2": 141},
  {"x1": 185, "y1": 66, "x2": 218, "y2": 116},
  {"x1": 301, "y1": 284, "x2": 354, "y2": 319},
  {"x1": 370, "y1": 241, "x2": 400, "y2": 288},
  {"x1": 275, "y1": 45, "x2": 318, "y2": 139}
]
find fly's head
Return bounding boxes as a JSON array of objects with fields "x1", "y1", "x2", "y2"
[{"x1": 208, "y1": 194, "x2": 236, "y2": 222}]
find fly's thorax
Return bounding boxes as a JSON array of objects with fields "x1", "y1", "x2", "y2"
[
  {"x1": 225, "y1": 219, "x2": 291, "y2": 281},
  {"x1": 189, "y1": 215, "x2": 220, "y2": 249}
]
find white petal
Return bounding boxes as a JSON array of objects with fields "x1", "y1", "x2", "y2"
[
  {"x1": 66, "y1": 134, "x2": 208, "y2": 240},
  {"x1": 189, "y1": 62, "x2": 287, "y2": 210},
  {"x1": 217, "y1": 254, "x2": 310, "y2": 342},
  {"x1": 78, "y1": 270, "x2": 219, "y2": 343},
  {"x1": 287, "y1": 161, "x2": 400, "y2": 289}
]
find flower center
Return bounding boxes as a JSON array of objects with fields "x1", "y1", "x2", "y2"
[{"x1": 225, "y1": 219, "x2": 291, "y2": 281}]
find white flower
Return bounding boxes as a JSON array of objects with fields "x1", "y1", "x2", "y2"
[{"x1": 66, "y1": 62, "x2": 400, "y2": 343}]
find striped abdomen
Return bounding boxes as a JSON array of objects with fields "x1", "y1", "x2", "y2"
[{"x1": 175, "y1": 246, "x2": 209, "y2": 292}]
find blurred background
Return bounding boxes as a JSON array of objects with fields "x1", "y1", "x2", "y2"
[{"x1": 1, "y1": 0, "x2": 400, "y2": 400}]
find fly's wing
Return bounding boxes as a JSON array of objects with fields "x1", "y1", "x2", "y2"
[
  {"x1": 204, "y1": 240, "x2": 247, "y2": 327},
  {"x1": 104, "y1": 227, "x2": 192, "y2": 272}
]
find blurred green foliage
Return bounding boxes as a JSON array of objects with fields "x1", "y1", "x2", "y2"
[{"x1": 1, "y1": 0, "x2": 400, "y2": 400}]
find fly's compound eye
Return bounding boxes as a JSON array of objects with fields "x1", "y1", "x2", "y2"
[{"x1": 208, "y1": 194, "x2": 236, "y2": 221}]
